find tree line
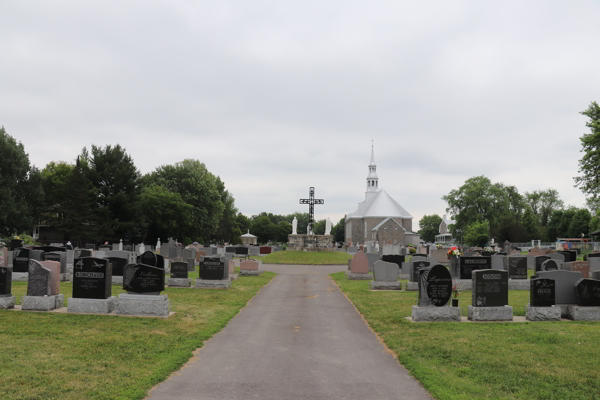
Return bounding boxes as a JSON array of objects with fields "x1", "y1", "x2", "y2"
[
  {"x1": 0, "y1": 127, "x2": 240, "y2": 246},
  {"x1": 418, "y1": 102, "x2": 600, "y2": 247}
]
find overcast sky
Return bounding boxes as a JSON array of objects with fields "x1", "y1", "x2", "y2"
[{"x1": 1, "y1": 1, "x2": 599, "y2": 230}]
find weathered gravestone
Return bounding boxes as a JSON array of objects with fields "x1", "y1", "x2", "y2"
[
  {"x1": 508, "y1": 257, "x2": 528, "y2": 279},
  {"x1": 460, "y1": 257, "x2": 491, "y2": 280},
  {"x1": 366, "y1": 252, "x2": 382, "y2": 272},
  {"x1": 22, "y1": 259, "x2": 63, "y2": 311},
  {"x1": 590, "y1": 257, "x2": 600, "y2": 273},
  {"x1": 371, "y1": 260, "x2": 401, "y2": 290},
  {"x1": 411, "y1": 264, "x2": 459, "y2": 322},
  {"x1": 491, "y1": 255, "x2": 505, "y2": 271},
  {"x1": 541, "y1": 259, "x2": 559, "y2": 272},
  {"x1": 348, "y1": 250, "x2": 371, "y2": 280},
  {"x1": 535, "y1": 256, "x2": 550, "y2": 273},
  {"x1": 469, "y1": 269, "x2": 512, "y2": 321},
  {"x1": 569, "y1": 261, "x2": 589, "y2": 278},
  {"x1": 0, "y1": 266, "x2": 14, "y2": 309},
  {"x1": 548, "y1": 253, "x2": 565, "y2": 262}
]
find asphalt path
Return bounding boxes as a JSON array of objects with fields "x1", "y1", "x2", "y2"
[{"x1": 146, "y1": 264, "x2": 432, "y2": 400}]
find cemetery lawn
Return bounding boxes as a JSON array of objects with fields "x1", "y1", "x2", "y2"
[
  {"x1": 1, "y1": 273, "x2": 275, "y2": 400},
  {"x1": 261, "y1": 250, "x2": 352, "y2": 265},
  {"x1": 332, "y1": 272, "x2": 600, "y2": 400}
]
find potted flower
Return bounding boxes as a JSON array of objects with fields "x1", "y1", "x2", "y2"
[
  {"x1": 451, "y1": 281, "x2": 461, "y2": 307},
  {"x1": 446, "y1": 246, "x2": 461, "y2": 259}
]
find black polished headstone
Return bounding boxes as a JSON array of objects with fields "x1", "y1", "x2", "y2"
[
  {"x1": 381, "y1": 254, "x2": 405, "y2": 269},
  {"x1": 199, "y1": 257, "x2": 227, "y2": 280},
  {"x1": 460, "y1": 256, "x2": 491, "y2": 280},
  {"x1": 235, "y1": 247, "x2": 249, "y2": 255},
  {"x1": 530, "y1": 278, "x2": 555, "y2": 307},
  {"x1": 107, "y1": 257, "x2": 128, "y2": 276},
  {"x1": 13, "y1": 248, "x2": 30, "y2": 273},
  {"x1": 10, "y1": 239, "x2": 24, "y2": 250},
  {"x1": 85, "y1": 243, "x2": 96, "y2": 250},
  {"x1": 76, "y1": 249, "x2": 93, "y2": 258},
  {"x1": 574, "y1": 278, "x2": 600, "y2": 306},
  {"x1": 73, "y1": 257, "x2": 112, "y2": 299},
  {"x1": 535, "y1": 256, "x2": 550, "y2": 273},
  {"x1": 170, "y1": 262, "x2": 189, "y2": 279},
  {"x1": 123, "y1": 264, "x2": 165, "y2": 294},
  {"x1": 27, "y1": 260, "x2": 51, "y2": 296},
  {"x1": 0, "y1": 266, "x2": 12, "y2": 296},
  {"x1": 225, "y1": 247, "x2": 235, "y2": 253},
  {"x1": 34, "y1": 246, "x2": 66, "y2": 253},
  {"x1": 541, "y1": 259, "x2": 559, "y2": 272},
  {"x1": 558, "y1": 251, "x2": 576, "y2": 262},
  {"x1": 136, "y1": 251, "x2": 164, "y2": 269},
  {"x1": 410, "y1": 261, "x2": 430, "y2": 282},
  {"x1": 472, "y1": 269, "x2": 508, "y2": 307},
  {"x1": 508, "y1": 257, "x2": 528, "y2": 279},
  {"x1": 418, "y1": 264, "x2": 452, "y2": 307},
  {"x1": 412, "y1": 253, "x2": 428, "y2": 258},
  {"x1": 481, "y1": 251, "x2": 491, "y2": 256}
]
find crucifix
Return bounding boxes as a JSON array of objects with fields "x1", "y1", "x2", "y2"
[{"x1": 300, "y1": 187, "x2": 324, "y2": 235}]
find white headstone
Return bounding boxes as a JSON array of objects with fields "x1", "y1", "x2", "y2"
[
  {"x1": 139, "y1": 243, "x2": 145, "y2": 254},
  {"x1": 292, "y1": 217, "x2": 298, "y2": 235},
  {"x1": 325, "y1": 217, "x2": 332, "y2": 235},
  {"x1": 119, "y1": 239, "x2": 123, "y2": 251},
  {"x1": 156, "y1": 238, "x2": 161, "y2": 250}
]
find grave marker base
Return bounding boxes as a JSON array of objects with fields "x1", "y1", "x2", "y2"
[
  {"x1": 412, "y1": 306, "x2": 461, "y2": 322},
  {"x1": 567, "y1": 305, "x2": 600, "y2": 321},
  {"x1": 168, "y1": 278, "x2": 191, "y2": 287},
  {"x1": 22, "y1": 294, "x2": 64, "y2": 311},
  {"x1": 406, "y1": 282, "x2": 418, "y2": 291},
  {"x1": 370, "y1": 281, "x2": 402, "y2": 290},
  {"x1": 468, "y1": 305, "x2": 513, "y2": 321},
  {"x1": 195, "y1": 279, "x2": 231, "y2": 289},
  {"x1": 525, "y1": 304, "x2": 561, "y2": 321},
  {"x1": 0, "y1": 296, "x2": 15, "y2": 309},
  {"x1": 240, "y1": 270, "x2": 263, "y2": 276},
  {"x1": 116, "y1": 294, "x2": 170, "y2": 317},
  {"x1": 67, "y1": 297, "x2": 117, "y2": 314},
  {"x1": 229, "y1": 274, "x2": 238, "y2": 281},
  {"x1": 346, "y1": 272, "x2": 372, "y2": 280}
]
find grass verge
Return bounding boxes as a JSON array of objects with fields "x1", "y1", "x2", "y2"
[
  {"x1": 1, "y1": 272, "x2": 274, "y2": 400},
  {"x1": 261, "y1": 250, "x2": 351, "y2": 265},
  {"x1": 332, "y1": 271, "x2": 600, "y2": 400}
]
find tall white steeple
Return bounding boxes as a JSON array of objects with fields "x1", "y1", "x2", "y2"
[{"x1": 365, "y1": 141, "x2": 379, "y2": 200}]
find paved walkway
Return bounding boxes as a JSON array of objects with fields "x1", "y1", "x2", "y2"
[{"x1": 146, "y1": 264, "x2": 432, "y2": 400}]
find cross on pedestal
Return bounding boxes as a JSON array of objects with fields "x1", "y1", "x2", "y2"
[{"x1": 300, "y1": 187, "x2": 324, "y2": 235}]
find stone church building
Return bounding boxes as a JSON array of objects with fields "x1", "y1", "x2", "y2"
[{"x1": 345, "y1": 146, "x2": 420, "y2": 246}]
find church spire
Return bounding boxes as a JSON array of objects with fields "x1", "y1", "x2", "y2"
[{"x1": 366, "y1": 141, "x2": 379, "y2": 197}]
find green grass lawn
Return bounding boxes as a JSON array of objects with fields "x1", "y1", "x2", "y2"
[
  {"x1": 261, "y1": 250, "x2": 352, "y2": 265},
  {"x1": 1, "y1": 272, "x2": 274, "y2": 400},
  {"x1": 332, "y1": 272, "x2": 600, "y2": 400}
]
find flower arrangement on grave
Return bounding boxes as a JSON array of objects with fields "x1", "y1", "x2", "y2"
[
  {"x1": 484, "y1": 246, "x2": 493, "y2": 252},
  {"x1": 436, "y1": 244, "x2": 443, "y2": 249},
  {"x1": 447, "y1": 246, "x2": 462, "y2": 259},
  {"x1": 452, "y1": 280, "x2": 462, "y2": 299}
]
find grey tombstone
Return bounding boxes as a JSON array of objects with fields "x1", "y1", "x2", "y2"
[
  {"x1": 27, "y1": 260, "x2": 52, "y2": 296},
  {"x1": 548, "y1": 253, "x2": 565, "y2": 262},
  {"x1": 223, "y1": 253, "x2": 233, "y2": 261},
  {"x1": 491, "y1": 255, "x2": 505, "y2": 271},
  {"x1": 589, "y1": 257, "x2": 600, "y2": 273},
  {"x1": 536, "y1": 270, "x2": 582, "y2": 305},
  {"x1": 373, "y1": 260, "x2": 399, "y2": 281},
  {"x1": 187, "y1": 258, "x2": 195, "y2": 272},
  {"x1": 541, "y1": 259, "x2": 560, "y2": 272},
  {"x1": 366, "y1": 253, "x2": 382, "y2": 272}
]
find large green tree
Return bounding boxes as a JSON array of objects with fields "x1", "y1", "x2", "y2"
[
  {"x1": 138, "y1": 184, "x2": 194, "y2": 243},
  {"x1": 82, "y1": 144, "x2": 141, "y2": 241},
  {"x1": 331, "y1": 217, "x2": 345, "y2": 243},
  {"x1": 442, "y1": 176, "x2": 525, "y2": 241},
  {"x1": 0, "y1": 127, "x2": 44, "y2": 236},
  {"x1": 464, "y1": 220, "x2": 490, "y2": 247},
  {"x1": 418, "y1": 214, "x2": 442, "y2": 243},
  {"x1": 574, "y1": 101, "x2": 600, "y2": 201}
]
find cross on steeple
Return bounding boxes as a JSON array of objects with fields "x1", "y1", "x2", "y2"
[{"x1": 299, "y1": 187, "x2": 324, "y2": 235}]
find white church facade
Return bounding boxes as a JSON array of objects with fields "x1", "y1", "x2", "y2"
[{"x1": 344, "y1": 146, "x2": 420, "y2": 246}]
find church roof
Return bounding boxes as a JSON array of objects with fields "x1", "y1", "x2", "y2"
[{"x1": 347, "y1": 190, "x2": 413, "y2": 221}]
